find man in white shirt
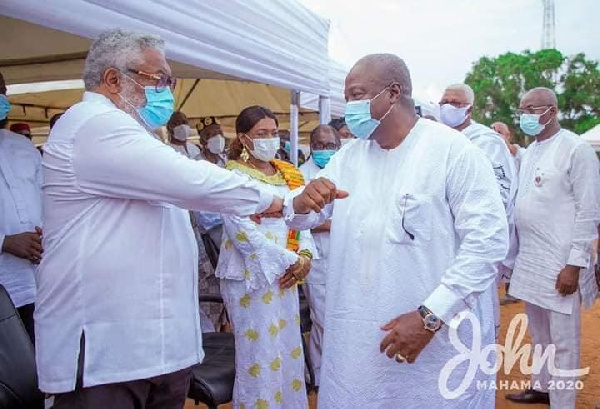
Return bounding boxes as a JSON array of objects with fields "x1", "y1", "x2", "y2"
[
  {"x1": 166, "y1": 110, "x2": 202, "y2": 160},
  {"x1": 299, "y1": 124, "x2": 341, "y2": 387},
  {"x1": 440, "y1": 84, "x2": 518, "y2": 332},
  {"x1": 0, "y1": 71, "x2": 43, "y2": 343},
  {"x1": 506, "y1": 88, "x2": 600, "y2": 408},
  {"x1": 284, "y1": 54, "x2": 508, "y2": 407},
  {"x1": 38, "y1": 29, "x2": 283, "y2": 409}
]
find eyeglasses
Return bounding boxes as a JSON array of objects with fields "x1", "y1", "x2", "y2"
[
  {"x1": 312, "y1": 143, "x2": 339, "y2": 150},
  {"x1": 127, "y1": 69, "x2": 177, "y2": 91},
  {"x1": 516, "y1": 106, "x2": 552, "y2": 115},
  {"x1": 440, "y1": 100, "x2": 470, "y2": 108},
  {"x1": 402, "y1": 194, "x2": 415, "y2": 241}
]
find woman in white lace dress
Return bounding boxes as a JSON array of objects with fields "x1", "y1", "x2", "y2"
[{"x1": 216, "y1": 106, "x2": 314, "y2": 409}]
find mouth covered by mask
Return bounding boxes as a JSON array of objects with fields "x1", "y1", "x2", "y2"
[
  {"x1": 207, "y1": 134, "x2": 226, "y2": 154},
  {"x1": 312, "y1": 149, "x2": 336, "y2": 168},
  {"x1": 0, "y1": 95, "x2": 10, "y2": 120},
  {"x1": 120, "y1": 73, "x2": 174, "y2": 129},
  {"x1": 247, "y1": 136, "x2": 280, "y2": 162},
  {"x1": 439, "y1": 104, "x2": 470, "y2": 128},
  {"x1": 519, "y1": 108, "x2": 552, "y2": 136},
  {"x1": 344, "y1": 87, "x2": 394, "y2": 140},
  {"x1": 172, "y1": 124, "x2": 191, "y2": 141}
]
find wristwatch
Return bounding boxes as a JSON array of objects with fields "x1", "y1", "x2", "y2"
[{"x1": 418, "y1": 305, "x2": 442, "y2": 333}]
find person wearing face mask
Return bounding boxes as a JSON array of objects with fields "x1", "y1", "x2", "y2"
[
  {"x1": 505, "y1": 88, "x2": 600, "y2": 408},
  {"x1": 329, "y1": 117, "x2": 356, "y2": 147},
  {"x1": 440, "y1": 83, "x2": 517, "y2": 337},
  {"x1": 298, "y1": 124, "x2": 340, "y2": 388},
  {"x1": 166, "y1": 110, "x2": 202, "y2": 160},
  {"x1": 197, "y1": 116, "x2": 227, "y2": 168},
  {"x1": 0, "y1": 71, "x2": 43, "y2": 345},
  {"x1": 282, "y1": 54, "x2": 508, "y2": 408},
  {"x1": 36, "y1": 29, "x2": 286, "y2": 408},
  {"x1": 217, "y1": 105, "x2": 316, "y2": 409}
]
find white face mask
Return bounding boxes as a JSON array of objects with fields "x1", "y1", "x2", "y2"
[
  {"x1": 172, "y1": 124, "x2": 191, "y2": 141},
  {"x1": 207, "y1": 134, "x2": 226, "y2": 154},
  {"x1": 440, "y1": 104, "x2": 470, "y2": 128},
  {"x1": 247, "y1": 136, "x2": 280, "y2": 162}
]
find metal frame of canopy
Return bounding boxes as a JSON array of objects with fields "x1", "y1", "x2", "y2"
[{"x1": 0, "y1": 0, "x2": 335, "y2": 165}]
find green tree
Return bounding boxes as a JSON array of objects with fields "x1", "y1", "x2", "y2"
[{"x1": 465, "y1": 49, "x2": 600, "y2": 146}]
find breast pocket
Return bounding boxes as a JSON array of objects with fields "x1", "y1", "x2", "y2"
[{"x1": 386, "y1": 193, "x2": 433, "y2": 245}]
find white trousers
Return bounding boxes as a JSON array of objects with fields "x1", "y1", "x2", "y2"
[
  {"x1": 525, "y1": 293, "x2": 581, "y2": 409},
  {"x1": 303, "y1": 282, "x2": 326, "y2": 386}
]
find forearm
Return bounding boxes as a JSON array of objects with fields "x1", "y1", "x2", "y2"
[
  {"x1": 283, "y1": 188, "x2": 333, "y2": 230},
  {"x1": 311, "y1": 220, "x2": 331, "y2": 233}
]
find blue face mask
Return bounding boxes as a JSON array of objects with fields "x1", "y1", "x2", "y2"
[
  {"x1": 312, "y1": 149, "x2": 336, "y2": 168},
  {"x1": 0, "y1": 95, "x2": 11, "y2": 121},
  {"x1": 284, "y1": 140, "x2": 291, "y2": 155},
  {"x1": 519, "y1": 108, "x2": 551, "y2": 136},
  {"x1": 345, "y1": 87, "x2": 393, "y2": 140},
  {"x1": 121, "y1": 74, "x2": 174, "y2": 129}
]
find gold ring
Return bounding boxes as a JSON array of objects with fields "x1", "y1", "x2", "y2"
[{"x1": 395, "y1": 353, "x2": 407, "y2": 363}]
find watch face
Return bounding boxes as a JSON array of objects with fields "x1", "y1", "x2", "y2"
[{"x1": 424, "y1": 314, "x2": 441, "y2": 331}]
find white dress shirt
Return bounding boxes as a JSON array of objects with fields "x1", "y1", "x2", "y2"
[
  {"x1": 283, "y1": 119, "x2": 508, "y2": 407},
  {"x1": 510, "y1": 129, "x2": 600, "y2": 314},
  {"x1": 0, "y1": 129, "x2": 42, "y2": 307},
  {"x1": 37, "y1": 92, "x2": 274, "y2": 393}
]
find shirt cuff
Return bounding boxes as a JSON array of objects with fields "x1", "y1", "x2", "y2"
[
  {"x1": 567, "y1": 248, "x2": 591, "y2": 269},
  {"x1": 423, "y1": 284, "x2": 470, "y2": 329},
  {"x1": 0, "y1": 233, "x2": 5, "y2": 254},
  {"x1": 255, "y1": 190, "x2": 275, "y2": 214},
  {"x1": 283, "y1": 190, "x2": 314, "y2": 225}
]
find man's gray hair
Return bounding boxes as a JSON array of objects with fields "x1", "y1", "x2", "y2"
[
  {"x1": 83, "y1": 28, "x2": 165, "y2": 91},
  {"x1": 445, "y1": 84, "x2": 475, "y2": 104}
]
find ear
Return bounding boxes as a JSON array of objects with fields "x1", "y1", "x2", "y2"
[
  {"x1": 387, "y1": 83, "x2": 403, "y2": 104},
  {"x1": 466, "y1": 105, "x2": 474, "y2": 117},
  {"x1": 104, "y1": 67, "x2": 122, "y2": 94}
]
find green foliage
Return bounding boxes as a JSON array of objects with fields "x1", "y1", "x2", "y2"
[{"x1": 465, "y1": 49, "x2": 600, "y2": 146}]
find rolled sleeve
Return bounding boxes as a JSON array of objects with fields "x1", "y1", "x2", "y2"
[{"x1": 567, "y1": 248, "x2": 591, "y2": 269}]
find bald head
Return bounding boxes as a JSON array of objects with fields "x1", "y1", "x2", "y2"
[
  {"x1": 350, "y1": 54, "x2": 412, "y2": 97},
  {"x1": 521, "y1": 87, "x2": 558, "y2": 107}
]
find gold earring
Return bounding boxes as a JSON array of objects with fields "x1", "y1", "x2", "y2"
[{"x1": 241, "y1": 146, "x2": 250, "y2": 162}]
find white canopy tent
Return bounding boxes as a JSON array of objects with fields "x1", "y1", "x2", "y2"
[
  {"x1": 1, "y1": 0, "x2": 334, "y2": 163},
  {"x1": 582, "y1": 124, "x2": 600, "y2": 150}
]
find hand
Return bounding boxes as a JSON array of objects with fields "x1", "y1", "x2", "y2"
[
  {"x1": 311, "y1": 220, "x2": 332, "y2": 234},
  {"x1": 2, "y1": 228, "x2": 43, "y2": 264},
  {"x1": 279, "y1": 255, "x2": 311, "y2": 289},
  {"x1": 293, "y1": 178, "x2": 349, "y2": 214},
  {"x1": 250, "y1": 196, "x2": 284, "y2": 224},
  {"x1": 380, "y1": 311, "x2": 435, "y2": 364},
  {"x1": 555, "y1": 265, "x2": 580, "y2": 296}
]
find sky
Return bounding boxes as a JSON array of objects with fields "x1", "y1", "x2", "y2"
[{"x1": 300, "y1": 0, "x2": 600, "y2": 103}]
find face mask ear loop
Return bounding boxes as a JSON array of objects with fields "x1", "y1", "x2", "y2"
[{"x1": 540, "y1": 107, "x2": 553, "y2": 126}]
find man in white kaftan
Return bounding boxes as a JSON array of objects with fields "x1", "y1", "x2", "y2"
[
  {"x1": 285, "y1": 54, "x2": 509, "y2": 408},
  {"x1": 441, "y1": 84, "x2": 518, "y2": 328},
  {"x1": 299, "y1": 124, "x2": 341, "y2": 386},
  {"x1": 506, "y1": 88, "x2": 600, "y2": 408}
]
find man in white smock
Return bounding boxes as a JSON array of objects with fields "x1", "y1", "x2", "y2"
[
  {"x1": 506, "y1": 88, "x2": 600, "y2": 408},
  {"x1": 284, "y1": 54, "x2": 509, "y2": 408}
]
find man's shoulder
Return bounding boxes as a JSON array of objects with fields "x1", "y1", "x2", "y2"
[
  {"x1": 418, "y1": 119, "x2": 474, "y2": 150},
  {"x1": 0, "y1": 129, "x2": 39, "y2": 153}
]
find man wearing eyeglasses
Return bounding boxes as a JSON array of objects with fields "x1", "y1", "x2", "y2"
[
  {"x1": 440, "y1": 83, "x2": 518, "y2": 336},
  {"x1": 299, "y1": 124, "x2": 341, "y2": 388},
  {"x1": 36, "y1": 28, "x2": 292, "y2": 408},
  {"x1": 505, "y1": 88, "x2": 600, "y2": 408}
]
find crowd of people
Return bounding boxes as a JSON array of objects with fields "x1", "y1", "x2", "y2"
[{"x1": 1, "y1": 27, "x2": 599, "y2": 409}]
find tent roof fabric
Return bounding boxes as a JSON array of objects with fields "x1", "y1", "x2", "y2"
[{"x1": 0, "y1": 0, "x2": 330, "y2": 94}]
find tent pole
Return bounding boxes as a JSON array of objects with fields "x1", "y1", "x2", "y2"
[
  {"x1": 318, "y1": 95, "x2": 331, "y2": 125},
  {"x1": 290, "y1": 90, "x2": 300, "y2": 167}
]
